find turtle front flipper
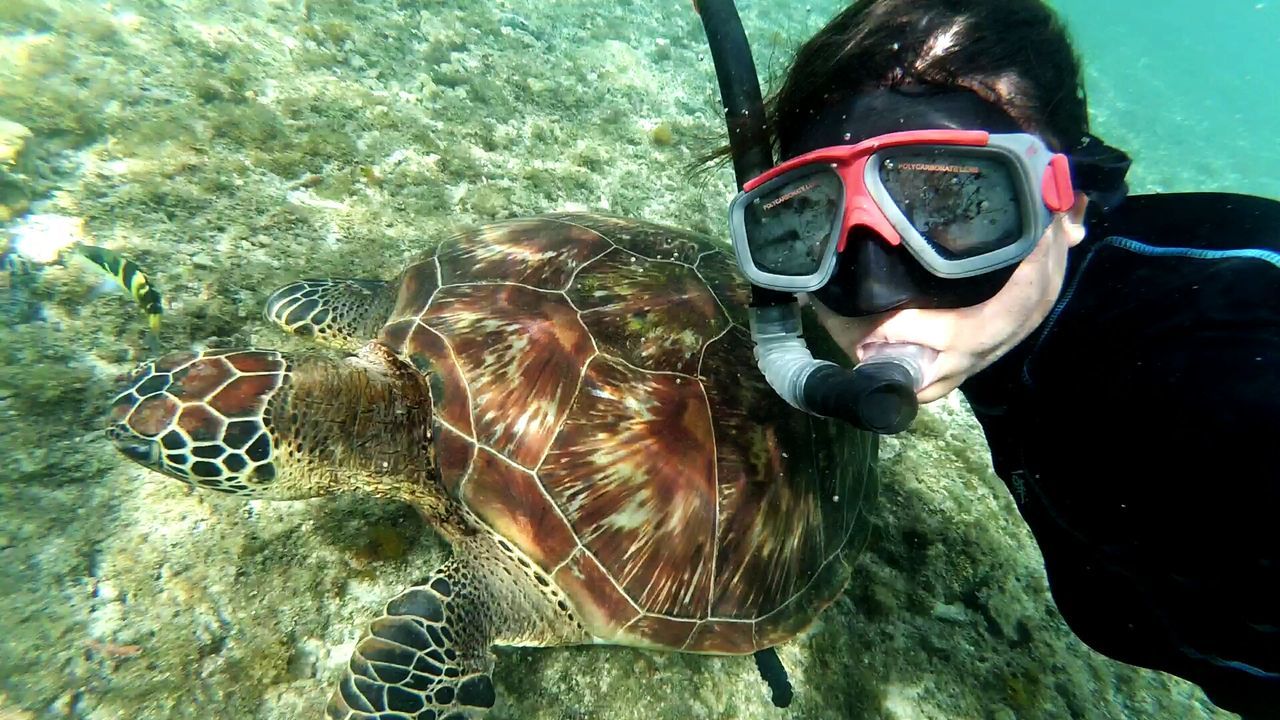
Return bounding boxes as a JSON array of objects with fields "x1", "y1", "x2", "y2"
[
  {"x1": 264, "y1": 278, "x2": 394, "y2": 350},
  {"x1": 328, "y1": 558, "x2": 498, "y2": 720}
]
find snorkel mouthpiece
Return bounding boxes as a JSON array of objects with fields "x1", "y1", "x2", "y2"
[
  {"x1": 697, "y1": 0, "x2": 919, "y2": 434},
  {"x1": 802, "y1": 361, "x2": 918, "y2": 434},
  {"x1": 809, "y1": 342, "x2": 929, "y2": 433},
  {"x1": 750, "y1": 303, "x2": 919, "y2": 434}
]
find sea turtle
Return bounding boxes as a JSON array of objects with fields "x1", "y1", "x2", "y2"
[{"x1": 105, "y1": 212, "x2": 878, "y2": 718}]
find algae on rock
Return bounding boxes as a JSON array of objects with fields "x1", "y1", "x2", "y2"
[{"x1": 0, "y1": 117, "x2": 32, "y2": 221}]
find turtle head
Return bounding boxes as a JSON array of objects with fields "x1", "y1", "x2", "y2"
[
  {"x1": 107, "y1": 348, "x2": 300, "y2": 498},
  {"x1": 107, "y1": 343, "x2": 438, "y2": 500}
]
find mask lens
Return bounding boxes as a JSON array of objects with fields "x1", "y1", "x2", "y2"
[
  {"x1": 878, "y1": 148, "x2": 1024, "y2": 260},
  {"x1": 743, "y1": 167, "x2": 844, "y2": 277}
]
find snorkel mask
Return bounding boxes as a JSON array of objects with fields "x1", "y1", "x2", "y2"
[
  {"x1": 736, "y1": 84, "x2": 1131, "y2": 316},
  {"x1": 695, "y1": 0, "x2": 1130, "y2": 434}
]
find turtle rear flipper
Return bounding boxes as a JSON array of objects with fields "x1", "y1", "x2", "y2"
[
  {"x1": 265, "y1": 278, "x2": 394, "y2": 350},
  {"x1": 328, "y1": 559, "x2": 498, "y2": 720}
]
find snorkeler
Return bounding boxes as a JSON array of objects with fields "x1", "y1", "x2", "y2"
[{"x1": 697, "y1": 0, "x2": 1280, "y2": 716}]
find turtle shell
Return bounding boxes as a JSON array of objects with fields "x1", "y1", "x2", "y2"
[{"x1": 376, "y1": 212, "x2": 877, "y2": 654}]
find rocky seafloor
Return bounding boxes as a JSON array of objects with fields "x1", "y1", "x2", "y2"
[{"x1": 0, "y1": 0, "x2": 1246, "y2": 718}]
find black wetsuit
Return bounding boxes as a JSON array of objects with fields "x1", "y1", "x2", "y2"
[{"x1": 958, "y1": 192, "x2": 1280, "y2": 719}]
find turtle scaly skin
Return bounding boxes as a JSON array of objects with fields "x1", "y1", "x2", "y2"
[
  {"x1": 107, "y1": 213, "x2": 878, "y2": 718},
  {"x1": 264, "y1": 278, "x2": 395, "y2": 350}
]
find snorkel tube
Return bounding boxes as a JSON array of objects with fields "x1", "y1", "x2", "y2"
[{"x1": 695, "y1": 0, "x2": 918, "y2": 434}]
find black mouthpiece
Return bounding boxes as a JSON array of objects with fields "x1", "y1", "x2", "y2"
[{"x1": 802, "y1": 362, "x2": 918, "y2": 434}]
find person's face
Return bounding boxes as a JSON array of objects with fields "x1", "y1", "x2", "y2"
[{"x1": 806, "y1": 192, "x2": 1090, "y2": 404}]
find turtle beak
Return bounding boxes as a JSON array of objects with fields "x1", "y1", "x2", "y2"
[{"x1": 113, "y1": 434, "x2": 159, "y2": 466}]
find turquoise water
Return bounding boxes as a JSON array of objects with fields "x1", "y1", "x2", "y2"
[
  {"x1": 0, "y1": 0, "x2": 1274, "y2": 718},
  {"x1": 738, "y1": 0, "x2": 1280, "y2": 198},
  {"x1": 1051, "y1": 0, "x2": 1280, "y2": 198}
]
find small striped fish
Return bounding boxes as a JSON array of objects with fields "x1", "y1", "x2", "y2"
[{"x1": 76, "y1": 244, "x2": 162, "y2": 342}]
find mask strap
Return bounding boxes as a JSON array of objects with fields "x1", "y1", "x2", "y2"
[{"x1": 1068, "y1": 133, "x2": 1132, "y2": 214}]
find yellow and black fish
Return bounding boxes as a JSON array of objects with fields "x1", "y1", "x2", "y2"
[{"x1": 76, "y1": 244, "x2": 162, "y2": 340}]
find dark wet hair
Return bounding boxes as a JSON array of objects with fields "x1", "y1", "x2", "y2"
[{"x1": 699, "y1": 0, "x2": 1090, "y2": 167}]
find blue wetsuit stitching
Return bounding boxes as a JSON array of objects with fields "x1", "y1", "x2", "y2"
[
  {"x1": 1105, "y1": 236, "x2": 1280, "y2": 267},
  {"x1": 1179, "y1": 646, "x2": 1280, "y2": 680},
  {"x1": 1020, "y1": 236, "x2": 1280, "y2": 385}
]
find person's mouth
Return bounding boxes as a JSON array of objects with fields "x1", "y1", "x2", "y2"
[{"x1": 856, "y1": 341, "x2": 942, "y2": 390}]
